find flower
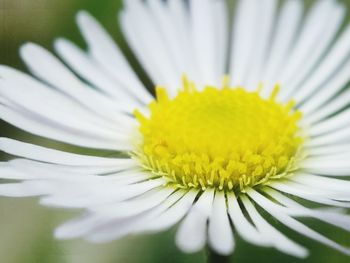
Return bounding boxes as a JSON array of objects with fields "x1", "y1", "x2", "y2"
[{"x1": 1, "y1": 0, "x2": 350, "y2": 258}]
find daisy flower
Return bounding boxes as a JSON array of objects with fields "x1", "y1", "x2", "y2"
[{"x1": 1, "y1": 0, "x2": 350, "y2": 259}]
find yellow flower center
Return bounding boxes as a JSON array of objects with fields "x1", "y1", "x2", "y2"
[{"x1": 134, "y1": 77, "x2": 303, "y2": 191}]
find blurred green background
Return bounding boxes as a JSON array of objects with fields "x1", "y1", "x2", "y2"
[{"x1": 1, "y1": 0, "x2": 350, "y2": 262}]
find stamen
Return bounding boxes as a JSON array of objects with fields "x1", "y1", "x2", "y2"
[{"x1": 133, "y1": 77, "x2": 304, "y2": 192}]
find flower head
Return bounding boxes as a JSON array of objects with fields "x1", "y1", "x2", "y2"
[
  {"x1": 134, "y1": 79, "x2": 303, "y2": 192},
  {"x1": 1, "y1": 0, "x2": 350, "y2": 258}
]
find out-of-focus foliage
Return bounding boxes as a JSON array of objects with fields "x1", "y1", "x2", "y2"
[{"x1": 1, "y1": 0, "x2": 350, "y2": 262}]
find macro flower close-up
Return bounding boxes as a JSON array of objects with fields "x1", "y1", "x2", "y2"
[{"x1": 1, "y1": 0, "x2": 350, "y2": 262}]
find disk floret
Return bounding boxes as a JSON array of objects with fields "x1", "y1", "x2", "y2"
[{"x1": 134, "y1": 78, "x2": 303, "y2": 191}]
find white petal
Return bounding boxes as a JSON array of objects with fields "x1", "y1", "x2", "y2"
[
  {"x1": 40, "y1": 178, "x2": 166, "y2": 209},
  {"x1": 135, "y1": 189, "x2": 198, "y2": 233},
  {"x1": 227, "y1": 192, "x2": 269, "y2": 246},
  {"x1": 309, "y1": 108, "x2": 350, "y2": 136},
  {"x1": 277, "y1": 0, "x2": 335, "y2": 100},
  {"x1": 261, "y1": 0, "x2": 303, "y2": 95},
  {"x1": 0, "y1": 77, "x2": 128, "y2": 142},
  {"x1": 213, "y1": 0, "x2": 229, "y2": 80},
  {"x1": 229, "y1": 0, "x2": 259, "y2": 87},
  {"x1": 54, "y1": 38, "x2": 140, "y2": 109},
  {"x1": 269, "y1": 181, "x2": 350, "y2": 207},
  {"x1": 306, "y1": 126, "x2": 350, "y2": 148},
  {"x1": 9, "y1": 158, "x2": 136, "y2": 176},
  {"x1": 0, "y1": 163, "x2": 28, "y2": 180},
  {"x1": 290, "y1": 20, "x2": 350, "y2": 103},
  {"x1": 167, "y1": 0, "x2": 200, "y2": 82},
  {"x1": 0, "y1": 104, "x2": 129, "y2": 150},
  {"x1": 147, "y1": 0, "x2": 193, "y2": 80},
  {"x1": 190, "y1": 0, "x2": 225, "y2": 85},
  {"x1": 300, "y1": 53, "x2": 350, "y2": 116},
  {"x1": 303, "y1": 89, "x2": 350, "y2": 124},
  {"x1": 0, "y1": 138, "x2": 134, "y2": 166},
  {"x1": 241, "y1": 195, "x2": 308, "y2": 258},
  {"x1": 175, "y1": 189, "x2": 214, "y2": 253},
  {"x1": 18, "y1": 43, "x2": 131, "y2": 123},
  {"x1": 301, "y1": 156, "x2": 350, "y2": 176},
  {"x1": 55, "y1": 214, "x2": 103, "y2": 239},
  {"x1": 291, "y1": 173, "x2": 350, "y2": 193},
  {"x1": 119, "y1": 10, "x2": 163, "y2": 87},
  {"x1": 247, "y1": 189, "x2": 350, "y2": 256},
  {"x1": 0, "y1": 64, "x2": 132, "y2": 131},
  {"x1": 120, "y1": 0, "x2": 180, "y2": 93},
  {"x1": 307, "y1": 143, "x2": 350, "y2": 156},
  {"x1": 76, "y1": 11, "x2": 153, "y2": 104},
  {"x1": 85, "y1": 189, "x2": 186, "y2": 243},
  {"x1": 89, "y1": 188, "x2": 174, "y2": 218},
  {"x1": 244, "y1": 0, "x2": 278, "y2": 89},
  {"x1": 0, "y1": 181, "x2": 50, "y2": 197},
  {"x1": 265, "y1": 188, "x2": 350, "y2": 232},
  {"x1": 0, "y1": 71, "x2": 93, "y2": 129},
  {"x1": 55, "y1": 189, "x2": 181, "y2": 240},
  {"x1": 8, "y1": 160, "x2": 144, "y2": 183},
  {"x1": 208, "y1": 191, "x2": 234, "y2": 255},
  {"x1": 279, "y1": 1, "x2": 344, "y2": 101}
]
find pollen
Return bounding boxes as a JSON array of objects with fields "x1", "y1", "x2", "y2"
[{"x1": 133, "y1": 77, "x2": 304, "y2": 192}]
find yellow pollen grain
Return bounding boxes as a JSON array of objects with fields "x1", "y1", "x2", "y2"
[{"x1": 133, "y1": 77, "x2": 303, "y2": 191}]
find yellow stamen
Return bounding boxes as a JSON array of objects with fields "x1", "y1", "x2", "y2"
[{"x1": 133, "y1": 77, "x2": 304, "y2": 192}]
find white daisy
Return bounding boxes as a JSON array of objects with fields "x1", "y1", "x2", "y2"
[{"x1": 1, "y1": 0, "x2": 350, "y2": 259}]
